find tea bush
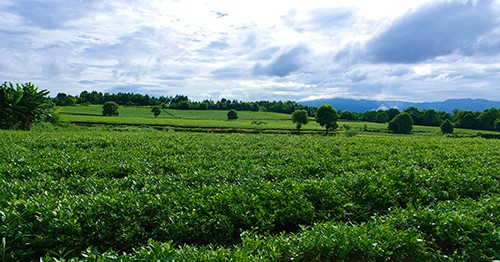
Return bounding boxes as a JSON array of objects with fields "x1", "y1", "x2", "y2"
[{"x1": 0, "y1": 130, "x2": 498, "y2": 260}]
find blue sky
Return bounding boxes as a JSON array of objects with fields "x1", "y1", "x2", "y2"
[{"x1": 0, "y1": 0, "x2": 499, "y2": 102}]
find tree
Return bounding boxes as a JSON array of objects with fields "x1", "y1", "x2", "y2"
[
  {"x1": 453, "y1": 110, "x2": 478, "y2": 129},
  {"x1": 315, "y1": 104, "x2": 339, "y2": 134},
  {"x1": 102, "y1": 101, "x2": 119, "y2": 116},
  {"x1": 477, "y1": 108, "x2": 499, "y2": 131},
  {"x1": 375, "y1": 111, "x2": 389, "y2": 123},
  {"x1": 227, "y1": 109, "x2": 238, "y2": 120},
  {"x1": 292, "y1": 109, "x2": 309, "y2": 133},
  {"x1": 339, "y1": 110, "x2": 357, "y2": 120},
  {"x1": 440, "y1": 119, "x2": 454, "y2": 134},
  {"x1": 403, "y1": 106, "x2": 423, "y2": 125},
  {"x1": 422, "y1": 109, "x2": 440, "y2": 126},
  {"x1": 54, "y1": 93, "x2": 76, "y2": 106},
  {"x1": 151, "y1": 106, "x2": 161, "y2": 118},
  {"x1": 388, "y1": 112, "x2": 413, "y2": 134},
  {"x1": 0, "y1": 82, "x2": 50, "y2": 130},
  {"x1": 386, "y1": 108, "x2": 400, "y2": 122},
  {"x1": 495, "y1": 119, "x2": 500, "y2": 132},
  {"x1": 362, "y1": 110, "x2": 377, "y2": 122}
]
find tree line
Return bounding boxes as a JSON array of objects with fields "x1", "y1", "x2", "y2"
[
  {"x1": 3, "y1": 82, "x2": 499, "y2": 132},
  {"x1": 55, "y1": 90, "x2": 500, "y2": 132},
  {"x1": 338, "y1": 106, "x2": 500, "y2": 132},
  {"x1": 54, "y1": 91, "x2": 315, "y2": 116}
]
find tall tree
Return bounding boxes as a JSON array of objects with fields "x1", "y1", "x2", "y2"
[
  {"x1": 292, "y1": 109, "x2": 309, "y2": 133},
  {"x1": 315, "y1": 104, "x2": 339, "y2": 134}
]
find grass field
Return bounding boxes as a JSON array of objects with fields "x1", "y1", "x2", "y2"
[{"x1": 58, "y1": 105, "x2": 500, "y2": 136}]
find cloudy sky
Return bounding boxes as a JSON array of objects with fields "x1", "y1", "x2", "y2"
[{"x1": 0, "y1": 0, "x2": 499, "y2": 102}]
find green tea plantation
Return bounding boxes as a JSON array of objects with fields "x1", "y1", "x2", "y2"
[{"x1": 0, "y1": 129, "x2": 498, "y2": 261}]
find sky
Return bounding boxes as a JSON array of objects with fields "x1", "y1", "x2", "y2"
[{"x1": 0, "y1": 0, "x2": 499, "y2": 102}]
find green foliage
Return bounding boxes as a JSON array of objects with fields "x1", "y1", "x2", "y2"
[
  {"x1": 291, "y1": 109, "x2": 309, "y2": 132},
  {"x1": 440, "y1": 119, "x2": 454, "y2": 134},
  {"x1": 227, "y1": 109, "x2": 238, "y2": 120},
  {"x1": 386, "y1": 108, "x2": 400, "y2": 121},
  {"x1": 1, "y1": 131, "x2": 499, "y2": 260},
  {"x1": 0, "y1": 82, "x2": 50, "y2": 130},
  {"x1": 403, "y1": 106, "x2": 423, "y2": 125},
  {"x1": 453, "y1": 110, "x2": 478, "y2": 129},
  {"x1": 54, "y1": 93, "x2": 76, "y2": 106},
  {"x1": 315, "y1": 104, "x2": 339, "y2": 134},
  {"x1": 477, "y1": 108, "x2": 499, "y2": 130},
  {"x1": 102, "y1": 102, "x2": 119, "y2": 116},
  {"x1": 374, "y1": 111, "x2": 388, "y2": 123},
  {"x1": 151, "y1": 106, "x2": 161, "y2": 118},
  {"x1": 339, "y1": 110, "x2": 358, "y2": 120},
  {"x1": 422, "y1": 109, "x2": 440, "y2": 126},
  {"x1": 388, "y1": 112, "x2": 413, "y2": 134}
]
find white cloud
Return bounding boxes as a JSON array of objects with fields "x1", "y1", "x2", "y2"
[{"x1": 0, "y1": 0, "x2": 498, "y2": 102}]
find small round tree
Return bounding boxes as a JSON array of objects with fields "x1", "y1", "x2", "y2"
[
  {"x1": 292, "y1": 109, "x2": 309, "y2": 133},
  {"x1": 440, "y1": 119, "x2": 454, "y2": 134},
  {"x1": 315, "y1": 104, "x2": 339, "y2": 134},
  {"x1": 227, "y1": 109, "x2": 238, "y2": 120},
  {"x1": 388, "y1": 112, "x2": 413, "y2": 134},
  {"x1": 102, "y1": 101, "x2": 119, "y2": 116},
  {"x1": 151, "y1": 106, "x2": 161, "y2": 118}
]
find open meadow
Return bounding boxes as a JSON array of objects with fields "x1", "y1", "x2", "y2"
[
  {"x1": 58, "y1": 105, "x2": 499, "y2": 135},
  {"x1": 0, "y1": 107, "x2": 499, "y2": 261}
]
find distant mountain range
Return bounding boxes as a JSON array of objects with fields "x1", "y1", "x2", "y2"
[{"x1": 299, "y1": 98, "x2": 500, "y2": 113}]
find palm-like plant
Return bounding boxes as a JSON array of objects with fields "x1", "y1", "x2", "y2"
[{"x1": 0, "y1": 82, "x2": 49, "y2": 130}]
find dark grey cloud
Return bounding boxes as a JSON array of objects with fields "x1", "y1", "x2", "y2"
[
  {"x1": 252, "y1": 46, "x2": 308, "y2": 77},
  {"x1": 366, "y1": 0, "x2": 499, "y2": 63}
]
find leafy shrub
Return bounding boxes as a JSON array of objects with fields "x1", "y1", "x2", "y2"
[
  {"x1": 227, "y1": 109, "x2": 238, "y2": 120},
  {"x1": 388, "y1": 112, "x2": 413, "y2": 134},
  {"x1": 102, "y1": 101, "x2": 119, "y2": 116},
  {"x1": 440, "y1": 119, "x2": 454, "y2": 134},
  {"x1": 151, "y1": 106, "x2": 161, "y2": 118}
]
